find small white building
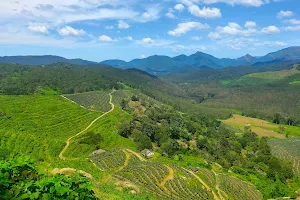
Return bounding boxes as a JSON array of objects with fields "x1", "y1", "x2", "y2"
[{"x1": 141, "y1": 149, "x2": 154, "y2": 158}]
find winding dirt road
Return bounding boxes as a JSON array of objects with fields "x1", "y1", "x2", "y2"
[{"x1": 59, "y1": 91, "x2": 115, "y2": 160}]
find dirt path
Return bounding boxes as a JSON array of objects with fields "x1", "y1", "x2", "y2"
[
  {"x1": 59, "y1": 91, "x2": 115, "y2": 160},
  {"x1": 125, "y1": 149, "x2": 146, "y2": 161},
  {"x1": 182, "y1": 167, "x2": 220, "y2": 200},
  {"x1": 159, "y1": 165, "x2": 174, "y2": 194},
  {"x1": 212, "y1": 170, "x2": 225, "y2": 200}
]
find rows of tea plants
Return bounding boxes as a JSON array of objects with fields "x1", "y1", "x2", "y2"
[
  {"x1": 114, "y1": 161, "x2": 214, "y2": 200},
  {"x1": 219, "y1": 174, "x2": 262, "y2": 200},
  {"x1": 196, "y1": 168, "x2": 216, "y2": 189},
  {"x1": 89, "y1": 149, "x2": 127, "y2": 170},
  {"x1": 65, "y1": 91, "x2": 111, "y2": 112},
  {"x1": 112, "y1": 90, "x2": 129, "y2": 106},
  {"x1": 0, "y1": 95, "x2": 99, "y2": 161},
  {"x1": 268, "y1": 139, "x2": 300, "y2": 177}
]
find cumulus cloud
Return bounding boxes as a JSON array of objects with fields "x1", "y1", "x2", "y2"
[
  {"x1": 212, "y1": 22, "x2": 257, "y2": 37},
  {"x1": 125, "y1": 36, "x2": 133, "y2": 41},
  {"x1": 245, "y1": 21, "x2": 256, "y2": 28},
  {"x1": 191, "y1": 36, "x2": 202, "y2": 40},
  {"x1": 188, "y1": 5, "x2": 221, "y2": 18},
  {"x1": 274, "y1": 41, "x2": 287, "y2": 46},
  {"x1": 261, "y1": 25, "x2": 280, "y2": 34},
  {"x1": 118, "y1": 20, "x2": 130, "y2": 29},
  {"x1": 136, "y1": 38, "x2": 174, "y2": 47},
  {"x1": 99, "y1": 35, "x2": 115, "y2": 42},
  {"x1": 174, "y1": 4, "x2": 185, "y2": 12},
  {"x1": 168, "y1": 22, "x2": 210, "y2": 37},
  {"x1": 166, "y1": 12, "x2": 176, "y2": 19},
  {"x1": 28, "y1": 25, "x2": 49, "y2": 34},
  {"x1": 208, "y1": 32, "x2": 221, "y2": 40},
  {"x1": 284, "y1": 19, "x2": 300, "y2": 25},
  {"x1": 277, "y1": 10, "x2": 294, "y2": 19},
  {"x1": 202, "y1": 0, "x2": 270, "y2": 7},
  {"x1": 105, "y1": 26, "x2": 114, "y2": 30},
  {"x1": 283, "y1": 26, "x2": 300, "y2": 31},
  {"x1": 58, "y1": 26, "x2": 86, "y2": 36}
]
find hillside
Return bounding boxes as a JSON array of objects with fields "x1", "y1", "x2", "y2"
[{"x1": 0, "y1": 55, "x2": 97, "y2": 66}]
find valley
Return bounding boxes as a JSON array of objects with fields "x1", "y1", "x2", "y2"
[{"x1": 1, "y1": 48, "x2": 300, "y2": 200}]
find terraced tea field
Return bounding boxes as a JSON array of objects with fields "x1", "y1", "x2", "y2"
[
  {"x1": 219, "y1": 174, "x2": 262, "y2": 200},
  {"x1": 89, "y1": 148, "x2": 263, "y2": 200},
  {"x1": 65, "y1": 91, "x2": 111, "y2": 112},
  {"x1": 0, "y1": 95, "x2": 99, "y2": 161},
  {"x1": 268, "y1": 139, "x2": 300, "y2": 177}
]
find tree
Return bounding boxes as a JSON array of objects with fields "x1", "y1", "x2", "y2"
[
  {"x1": 0, "y1": 157, "x2": 97, "y2": 200},
  {"x1": 120, "y1": 99, "x2": 128, "y2": 110},
  {"x1": 118, "y1": 122, "x2": 131, "y2": 138},
  {"x1": 161, "y1": 140, "x2": 180, "y2": 157},
  {"x1": 131, "y1": 129, "x2": 152, "y2": 151}
]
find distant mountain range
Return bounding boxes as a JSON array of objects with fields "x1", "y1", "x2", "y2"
[
  {"x1": 0, "y1": 47, "x2": 300, "y2": 75},
  {"x1": 101, "y1": 46, "x2": 300, "y2": 74}
]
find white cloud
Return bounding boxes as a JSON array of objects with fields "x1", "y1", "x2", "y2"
[
  {"x1": 172, "y1": 44, "x2": 208, "y2": 53},
  {"x1": 283, "y1": 26, "x2": 300, "y2": 31},
  {"x1": 142, "y1": 38, "x2": 154, "y2": 43},
  {"x1": 208, "y1": 32, "x2": 221, "y2": 40},
  {"x1": 191, "y1": 36, "x2": 202, "y2": 40},
  {"x1": 139, "y1": 7, "x2": 161, "y2": 22},
  {"x1": 118, "y1": 20, "x2": 130, "y2": 29},
  {"x1": 188, "y1": 5, "x2": 221, "y2": 18},
  {"x1": 140, "y1": 54, "x2": 146, "y2": 59},
  {"x1": 201, "y1": 0, "x2": 268, "y2": 7},
  {"x1": 284, "y1": 19, "x2": 300, "y2": 25},
  {"x1": 214, "y1": 22, "x2": 257, "y2": 37},
  {"x1": 136, "y1": 38, "x2": 174, "y2": 47},
  {"x1": 105, "y1": 26, "x2": 114, "y2": 30},
  {"x1": 261, "y1": 25, "x2": 280, "y2": 34},
  {"x1": 174, "y1": 4, "x2": 185, "y2": 12},
  {"x1": 277, "y1": 10, "x2": 294, "y2": 19},
  {"x1": 245, "y1": 21, "x2": 256, "y2": 28},
  {"x1": 28, "y1": 25, "x2": 49, "y2": 34},
  {"x1": 166, "y1": 12, "x2": 176, "y2": 19},
  {"x1": 274, "y1": 41, "x2": 287, "y2": 46},
  {"x1": 99, "y1": 35, "x2": 115, "y2": 42},
  {"x1": 168, "y1": 22, "x2": 210, "y2": 37},
  {"x1": 125, "y1": 36, "x2": 133, "y2": 41},
  {"x1": 58, "y1": 26, "x2": 86, "y2": 36}
]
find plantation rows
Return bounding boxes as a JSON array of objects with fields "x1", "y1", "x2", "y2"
[
  {"x1": 112, "y1": 90, "x2": 129, "y2": 106},
  {"x1": 0, "y1": 95, "x2": 99, "y2": 160},
  {"x1": 197, "y1": 168, "x2": 216, "y2": 189},
  {"x1": 268, "y1": 139, "x2": 300, "y2": 177},
  {"x1": 89, "y1": 149, "x2": 127, "y2": 170},
  {"x1": 114, "y1": 161, "x2": 214, "y2": 200},
  {"x1": 65, "y1": 91, "x2": 111, "y2": 112},
  {"x1": 219, "y1": 174, "x2": 262, "y2": 200}
]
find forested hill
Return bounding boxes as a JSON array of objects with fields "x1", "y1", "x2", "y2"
[
  {"x1": 0, "y1": 55, "x2": 97, "y2": 66},
  {"x1": 0, "y1": 63, "x2": 187, "y2": 99}
]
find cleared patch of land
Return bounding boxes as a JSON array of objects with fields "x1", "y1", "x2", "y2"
[
  {"x1": 223, "y1": 115, "x2": 286, "y2": 138},
  {"x1": 222, "y1": 64, "x2": 300, "y2": 86}
]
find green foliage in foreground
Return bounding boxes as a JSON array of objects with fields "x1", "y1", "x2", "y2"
[{"x1": 0, "y1": 157, "x2": 96, "y2": 200}]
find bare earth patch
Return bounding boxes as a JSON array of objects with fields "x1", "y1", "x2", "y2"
[{"x1": 223, "y1": 114, "x2": 285, "y2": 139}]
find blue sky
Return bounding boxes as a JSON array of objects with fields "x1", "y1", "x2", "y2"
[{"x1": 0, "y1": 0, "x2": 299, "y2": 61}]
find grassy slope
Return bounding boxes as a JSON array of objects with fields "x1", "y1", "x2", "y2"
[
  {"x1": 223, "y1": 64, "x2": 300, "y2": 86},
  {"x1": 222, "y1": 114, "x2": 300, "y2": 137}
]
